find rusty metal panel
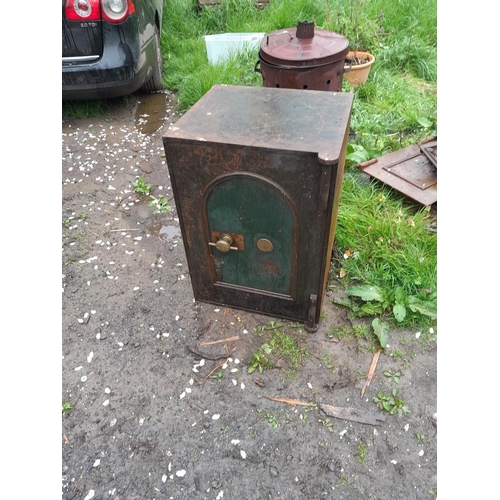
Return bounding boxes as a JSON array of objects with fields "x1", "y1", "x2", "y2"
[
  {"x1": 163, "y1": 85, "x2": 353, "y2": 330},
  {"x1": 358, "y1": 139, "x2": 437, "y2": 206}
]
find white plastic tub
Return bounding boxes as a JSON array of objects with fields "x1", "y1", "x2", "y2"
[{"x1": 204, "y1": 33, "x2": 265, "y2": 65}]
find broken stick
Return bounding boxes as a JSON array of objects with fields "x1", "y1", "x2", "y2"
[
  {"x1": 361, "y1": 347, "x2": 382, "y2": 398},
  {"x1": 319, "y1": 403, "x2": 385, "y2": 426}
]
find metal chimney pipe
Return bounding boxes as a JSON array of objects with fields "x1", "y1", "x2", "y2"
[{"x1": 296, "y1": 20, "x2": 315, "y2": 39}]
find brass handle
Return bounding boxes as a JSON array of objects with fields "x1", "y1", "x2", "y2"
[{"x1": 209, "y1": 234, "x2": 238, "y2": 253}]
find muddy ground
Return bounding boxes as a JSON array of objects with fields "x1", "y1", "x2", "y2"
[{"x1": 61, "y1": 90, "x2": 437, "y2": 500}]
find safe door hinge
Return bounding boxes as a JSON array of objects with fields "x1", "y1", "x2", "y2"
[{"x1": 318, "y1": 165, "x2": 332, "y2": 212}]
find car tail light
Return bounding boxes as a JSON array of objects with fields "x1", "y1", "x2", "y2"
[
  {"x1": 65, "y1": 0, "x2": 101, "y2": 21},
  {"x1": 64, "y1": 0, "x2": 136, "y2": 23},
  {"x1": 101, "y1": 0, "x2": 136, "y2": 23}
]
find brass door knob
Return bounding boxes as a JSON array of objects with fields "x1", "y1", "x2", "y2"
[{"x1": 209, "y1": 233, "x2": 238, "y2": 253}]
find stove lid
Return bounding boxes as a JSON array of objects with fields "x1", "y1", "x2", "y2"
[{"x1": 259, "y1": 21, "x2": 349, "y2": 67}]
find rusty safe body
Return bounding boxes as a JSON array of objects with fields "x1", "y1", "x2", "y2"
[{"x1": 163, "y1": 85, "x2": 353, "y2": 331}]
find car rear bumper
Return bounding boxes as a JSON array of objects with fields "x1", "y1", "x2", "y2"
[
  {"x1": 62, "y1": 20, "x2": 154, "y2": 100},
  {"x1": 62, "y1": 63, "x2": 146, "y2": 100}
]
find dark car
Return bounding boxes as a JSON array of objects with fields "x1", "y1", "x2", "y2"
[{"x1": 62, "y1": 0, "x2": 164, "y2": 100}]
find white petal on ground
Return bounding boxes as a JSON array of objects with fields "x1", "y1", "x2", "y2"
[
  {"x1": 232, "y1": 379, "x2": 237, "y2": 386},
  {"x1": 176, "y1": 470, "x2": 186, "y2": 477},
  {"x1": 216, "y1": 492, "x2": 224, "y2": 500},
  {"x1": 162, "y1": 474, "x2": 167, "y2": 483},
  {"x1": 81, "y1": 376, "x2": 87, "y2": 382},
  {"x1": 240, "y1": 383, "x2": 245, "y2": 390},
  {"x1": 103, "y1": 400, "x2": 109, "y2": 406},
  {"x1": 307, "y1": 383, "x2": 313, "y2": 389},
  {"x1": 83, "y1": 491, "x2": 95, "y2": 500},
  {"x1": 415, "y1": 331, "x2": 421, "y2": 339},
  {"x1": 240, "y1": 450, "x2": 247, "y2": 459},
  {"x1": 231, "y1": 439, "x2": 240, "y2": 445},
  {"x1": 87, "y1": 352, "x2": 94, "y2": 363},
  {"x1": 391, "y1": 460, "x2": 398, "y2": 464},
  {"x1": 212, "y1": 414, "x2": 220, "y2": 420},
  {"x1": 93, "y1": 459, "x2": 100, "y2": 467},
  {"x1": 419, "y1": 450, "x2": 424, "y2": 456}
]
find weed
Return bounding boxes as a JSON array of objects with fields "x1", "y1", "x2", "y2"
[
  {"x1": 320, "y1": 353, "x2": 337, "y2": 375},
  {"x1": 250, "y1": 321, "x2": 310, "y2": 377},
  {"x1": 62, "y1": 402, "x2": 73, "y2": 414},
  {"x1": 416, "y1": 433, "x2": 425, "y2": 441},
  {"x1": 383, "y1": 370, "x2": 402, "y2": 384},
  {"x1": 287, "y1": 322, "x2": 303, "y2": 332},
  {"x1": 392, "y1": 349, "x2": 406, "y2": 361},
  {"x1": 247, "y1": 345, "x2": 273, "y2": 374},
  {"x1": 210, "y1": 369, "x2": 224, "y2": 380},
  {"x1": 80, "y1": 213, "x2": 88, "y2": 221},
  {"x1": 326, "y1": 324, "x2": 351, "y2": 341},
  {"x1": 266, "y1": 413, "x2": 278, "y2": 429},
  {"x1": 373, "y1": 389, "x2": 410, "y2": 416},
  {"x1": 149, "y1": 194, "x2": 173, "y2": 214},
  {"x1": 321, "y1": 418, "x2": 335, "y2": 433},
  {"x1": 355, "y1": 442, "x2": 367, "y2": 464},
  {"x1": 132, "y1": 177, "x2": 152, "y2": 196}
]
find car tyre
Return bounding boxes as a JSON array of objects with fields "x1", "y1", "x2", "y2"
[{"x1": 141, "y1": 26, "x2": 163, "y2": 93}]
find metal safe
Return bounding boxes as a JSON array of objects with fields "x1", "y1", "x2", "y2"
[{"x1": 163, "y1": 85, "x2": 353, "y2": 331}]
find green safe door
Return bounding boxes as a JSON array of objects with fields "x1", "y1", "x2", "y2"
[{"x1": 206, "y1": 174, "x2": 295, "y2": 298}]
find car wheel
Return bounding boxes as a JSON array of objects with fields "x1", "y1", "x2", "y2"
[{"x1": 141, "y1": 26, "x2": 163, "y2": 93}]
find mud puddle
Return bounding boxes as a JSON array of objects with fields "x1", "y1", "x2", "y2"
[{"x1": 135, "y1": 92, "x2": 169, "y2": 135}]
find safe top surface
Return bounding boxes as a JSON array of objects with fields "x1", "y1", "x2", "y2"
[{"x1": 165, "y1": 84, "x2": 354, "y2": 165}]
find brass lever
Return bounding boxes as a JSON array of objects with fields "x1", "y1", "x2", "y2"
[{"x1": 208, "y1": 233, "x2": 238, "y2": 253}]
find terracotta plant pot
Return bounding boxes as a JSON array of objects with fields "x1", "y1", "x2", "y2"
[{"x1": 343, "y1": 51, "x2": 375, "y2": 87}]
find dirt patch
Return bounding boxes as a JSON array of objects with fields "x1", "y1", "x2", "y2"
[{"x1": 62, "y1": 90, "x2": 437, "y2": 500}]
